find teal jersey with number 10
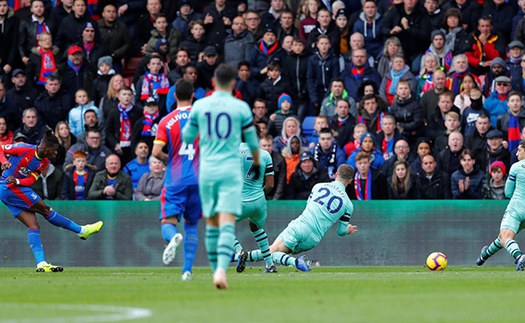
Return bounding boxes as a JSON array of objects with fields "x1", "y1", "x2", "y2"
[
  {"x1": 240, "y1": 143, "x2": 274, "y2": 202},
  {"x1": 182, "y1": 91, "x2": 259, "y2": 180}
]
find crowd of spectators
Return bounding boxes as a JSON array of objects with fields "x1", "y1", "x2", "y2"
[{"x1": 0, "y1": 0, "x2": 524, "y2": 201}]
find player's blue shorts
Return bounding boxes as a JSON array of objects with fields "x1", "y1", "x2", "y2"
[
  {"x1": 0, "y1": 183, "x2": 41, "y2": 217},
  {"x1": 277, "y1": 218, "x2": 321, "y2": 254},
  {"x1": 238, "y1": 196, "x2": 267, "y2": 229},
  {"x1": 159, "y1": 184, "x2": 202, "y2": 224},
  {"x1": 199, "y1": 176, "x2": 242, "y2": 218}
]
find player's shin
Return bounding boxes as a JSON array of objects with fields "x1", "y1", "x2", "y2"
[
  {"x1": 161, "y1": 222, "x2": 179, "y2": 242},
  {"x1": 28, "y1": 229, "x2": 46, "y2": 265},
  {"x1": 272, "y1": 252, "x2": 296, "y2": 267},
  {"x1": 44, "y1": 210, "x2": 81, "y2": 233},
  {"x1": 252, "y1": 228, "x2": 273, "y2": 266},
  {"x1": 182, "y1": 222, "x2": 198, "y2": 273},
  {"x1": 205, "y1": 225, "x2": 219, "y2": 272},
  {"x1": 483, "y1": 238, "x2": 503, "y2": 260},
  {"x1": 217, "y1": 223, "x2": 236, "y2": 272}
]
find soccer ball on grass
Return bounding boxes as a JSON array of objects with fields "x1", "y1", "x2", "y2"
[{"x1": 426, "y1": 252, "x2": 448, "y2": 271}]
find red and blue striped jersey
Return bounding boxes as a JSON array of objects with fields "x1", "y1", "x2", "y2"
[
  {"x1": 0, "y1": 143, "x2": 48, "y2": 184},
  {"x1": 154, "y1": 106, "x2": 199, "y2": 187}
]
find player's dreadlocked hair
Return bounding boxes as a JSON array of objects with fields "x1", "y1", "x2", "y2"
[{"x1": 41, "y1": 129, "x2": 59, "y2": 147}]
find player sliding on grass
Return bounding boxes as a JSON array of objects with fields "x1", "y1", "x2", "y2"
[
  {"x1": 236, "y1": 164, "x2": 357, "y2": 272},
  {"x1": 477, "y1": 141, "x2": 525, "y2": 271},
  {"x1": 234, "y1": 132, "x2": 277, "y2": 273},
  {"x1": 153, "y1": 79, "x2": 202, "y2": 282},
  {"x1": 183, "y1": 64, "x2": 261, "y2": 289},
  {"x1": 0, "y1": 130, "x2": 103, "y2": 272}
]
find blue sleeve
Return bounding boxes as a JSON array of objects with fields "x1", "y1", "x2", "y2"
[
  {"x1": 336, "y1": 147, "x2": 346, "y2": 167},
  {"x1": 166, "y1": 86, "x2": 176, "y2": 113}
]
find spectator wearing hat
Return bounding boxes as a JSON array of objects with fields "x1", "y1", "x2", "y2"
[
  {"x1": 224, "y1": 16, "x2": 255, "y2": 68},
  {"x1": 497, "y1": 91, "x2": 525, "y2": 152},
  {"x1": 464, "y1": 16, "x2": 506, "y2": 76},
  {"x1": 98, "y1": 4, "x2": 130, "y2": 74},
  {"x1": 202, "y1": 0, "x2": 237, "y2": 54},
  {"x1": 483, "y1": 160, "x2": 508, "y2": 199},
  {"x1": 172, "y1": 0, "x2": 203, "y2": 40},
  {"x1": 440, "y1": 7, "x2": 470, "y2": 55},
  {"x1": 78, "y1": 21, "x2": 109, "y2": 96},
  {"x1": 90, "y1": 56, "x2": 116, "y2": 107},
  {"x1": 196, "y1": 46, "x2": 221, "y2": 91},
  {"x1": 307, "y1": 8, "x2": 341, "y2": 55},
  {"x1": 480, "y1": 129, "x2": 510, "y2": 173},
  {"x1": 13, "y1": 132, "x2": 28, "y2": 143},
  {"x1": 6, "y1": 68, "x2": 38, "y2": 112},
  {"x1": 353, "y1": 0, "x2": 383, "y2": 60},
  {"x1": 18, "y1": 0, "x2": 50, "y2": 65},
  {"x1": 247, "y1": 25, "x2": 287, "y2": 82},
  {"x1": 442, "y1": 0, "x2": 482, "y2": 35},
  {"x1": 146, "y1": 13, "x2": 182, "y2": 58},
  {"x1": 425, "y1": 30, "x2": 453, "y2": 72},
  {"x1": 130, "y1": 97, "x2": 163, "y2": 154},
  {"x1": 55, "y1": 0, "x2": 100, "y2": 53},
  {"x1": 285, "y1": 150, "x2": 331, "y2": 200},
  {"x1": 483, "y1": 57, "x2": 509, "y2": 97},
  {"x1": 485, "y1": 75, "x2": 513, "y2": 127},
  {"x1": 268, "y1": 93, "x2": 297, "y2": 137},
  {"x1": 56, "y1": 44, "x2": 88, "y2": 105},
  {"x1": 25, "y1": 32, "x2": 59, "y2": 91},
  {"x1": 346, "y1": 150, "x2": 388, "y2": 200},
  {"x1": 507, "y1": 40, "x2": 525, "y2": 82},
  {"x1": 179, "y1": 20, "x2": 208, "y2": 62}
]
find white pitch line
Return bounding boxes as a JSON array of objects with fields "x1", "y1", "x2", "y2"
[{"x1": 0, "y1": 303, "x2": 152, "y2": 323}]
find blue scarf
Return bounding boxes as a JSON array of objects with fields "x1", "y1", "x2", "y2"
[
  {"x1": 389, "y1": 66, "x2": 409, "y2": 95},
  {"x1": 508, "y1": 113, "x2": 521, "y2": 151},
  {"x1": 67, "y1": 59, "x2": 82, "y2": 73},
  {"x1": 354, "y1": 169, "x2": 372, "y2": 200}
]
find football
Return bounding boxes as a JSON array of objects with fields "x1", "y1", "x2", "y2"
[{"x1": 426, "y1": 252, "x2": 448, "y2": 271}]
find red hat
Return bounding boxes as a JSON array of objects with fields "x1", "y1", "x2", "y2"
[
  {"x1": 489, "y1": 161, "x2": 506, "y2": 177},
  {"x1": 67, "y1": 45, "x2": 83, "y2": 56}
]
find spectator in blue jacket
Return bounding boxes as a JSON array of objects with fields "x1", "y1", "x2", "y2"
[
  {"x1": 346, "y1": 132, "x2": 385, "y2": 170},
  {"x1": 341, "y1": 48, "x2": 382, "y2": 101}
]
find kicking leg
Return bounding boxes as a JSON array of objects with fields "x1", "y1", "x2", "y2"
[
  {"x1": 161, "y1": 218, "x2": 183, "y2": 265},
  {"x1": 477, "y1": 238, "x2": 503, "y2": 266}
]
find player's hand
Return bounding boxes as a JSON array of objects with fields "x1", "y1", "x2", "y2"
[
  {"x1": 250, "y1": 164, "x2": 261, "y2": 180},
  {"x1": 1, "y1": 162, "x2": 11, "y2": 170},
  {"x1": 5, "y1": 176, "x2": 17, "y2": 185},
  {"x1": 347, "y1": 224, "x2": 357, "y2": 235}
]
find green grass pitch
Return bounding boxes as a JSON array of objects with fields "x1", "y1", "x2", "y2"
[{"x1": 0, "y1": 266, "x2": 523, "y2": 323}]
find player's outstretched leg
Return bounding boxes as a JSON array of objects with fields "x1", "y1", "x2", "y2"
[
  {"x1": 40, "y1": 206, "x2": 102, "y2": 241},
  {"x1": 503, "y1": 239, "x2": 525, "y2": 270},
  {"x1": 161, "y1": 221, "x2": 182, "y2": 265},
  {"x1": 181, "y1": 222, "x2": 199, "y2": 281},
  {"x1": 477, "y1": 238, "x2": 503, "y2": 266},
  {"x1": 78, "y1": 221, "x2": 104, "y2": 240},
  {"x1": 44, "y1": 209, "x2": 82, "y2": 233},
  {"x1": 272, "y1": 252, "x2": 311, "y2": 272}
]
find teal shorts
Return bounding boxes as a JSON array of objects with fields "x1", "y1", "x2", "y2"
[
  {"x1": 277, "y1": 219, "x2": 321, "y2": 254},
  {"x1": 199, "y1": 176, "x2": 242, "y2": 218},
  {"x1": 500, "y1": 207, "x2": 525, "y2": 234},
  {"x1": 238, "y1": 196, "x2": 267, "y2": 229}
]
